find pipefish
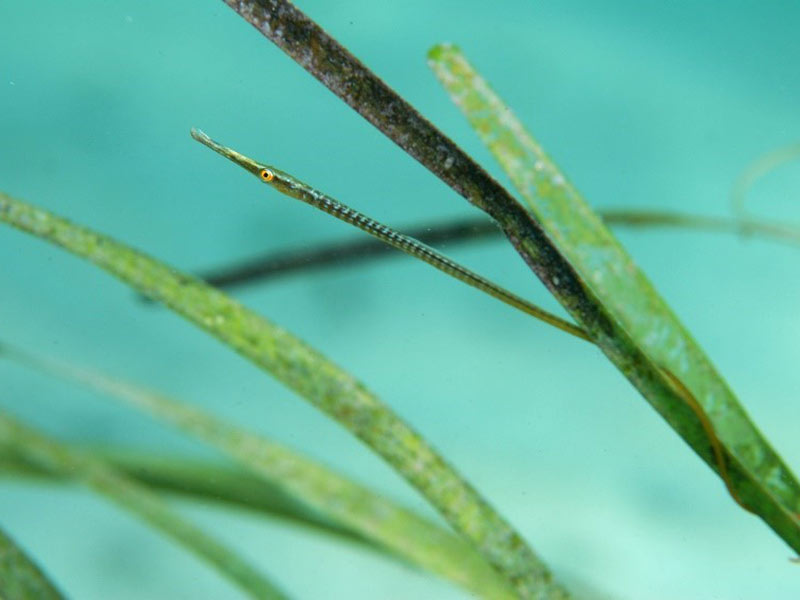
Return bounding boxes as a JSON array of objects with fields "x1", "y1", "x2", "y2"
[
  {"x1": 191, "y1": 129, "x2": 760, "y2": 517},
  {"x1": 659, "y1": 367, "x2": 753, "y2": 514},
  {"x1": 190, "y1": 128, "x2": 590, "y2": 342}
]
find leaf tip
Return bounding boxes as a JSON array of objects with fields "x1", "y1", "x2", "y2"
[{"x1": 427, "y1": 43, "x2": 458, "y2": 63}]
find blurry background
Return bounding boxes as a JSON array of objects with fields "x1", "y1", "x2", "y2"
[{"x1": 1, "y1": 1, "x2": 799, "y2": 598}]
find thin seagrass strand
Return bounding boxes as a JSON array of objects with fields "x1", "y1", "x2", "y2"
[
  {"x1": 195, "y1": 211, "x2": 800, "y2": 292},
  {"x1": 190, "y1": 129, "x2": 590, "y2": 342}
]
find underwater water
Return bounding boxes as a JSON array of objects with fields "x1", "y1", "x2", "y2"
[{"x1": 1, "y1": 0, "x2": 800, "y2": 598}]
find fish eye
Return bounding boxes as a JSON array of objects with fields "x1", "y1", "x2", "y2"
[{"x1": 259, "y1": 168, "x2": 274, "y2": 182}]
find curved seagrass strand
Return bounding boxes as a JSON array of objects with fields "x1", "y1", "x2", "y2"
[
  {"x1": 0, "y1": 190, "x2": 569, "y2": 600},
  {"x1": 191, "y1": 128, "x2": 591, "y2": 342},
  {"x1": 0, "y1": 340, "x2": 517, "y2": 599},
  {"x1": 732, "y1": 143, "x2": 800, "y2": 219}
]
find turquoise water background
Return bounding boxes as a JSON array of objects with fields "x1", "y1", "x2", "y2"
[{"x1": 2, "y1": 1, "x2": 800, "y2": 598}]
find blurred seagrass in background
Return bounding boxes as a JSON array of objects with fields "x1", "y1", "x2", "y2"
[{"x1": 1, "y1": 0, "x2": 800, "y2": 598}]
